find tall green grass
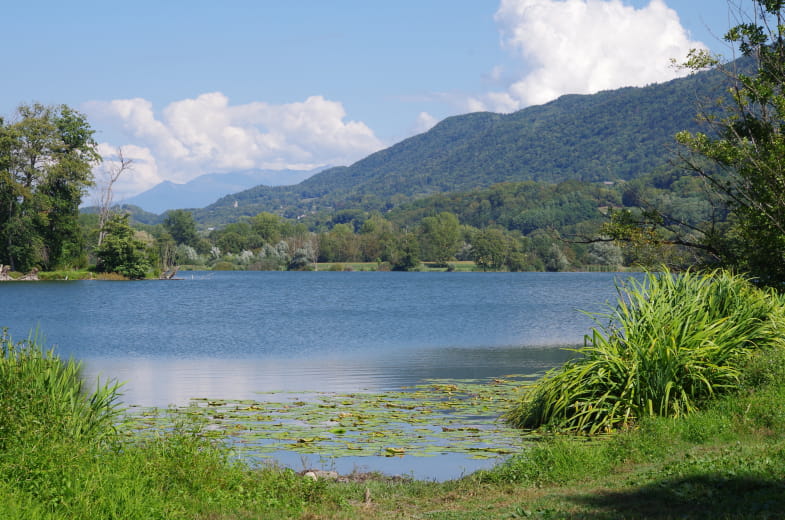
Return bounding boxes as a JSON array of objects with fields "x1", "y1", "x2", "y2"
[
  {"x1": 0, "y1": 329, "x2": 124, "y2": 448},
  {"x1": 0, "y1": 331, "x2": 330, "y2": 519},
  {"x1": 506, "y1": 269, "x2": 785, "y2": 433}
]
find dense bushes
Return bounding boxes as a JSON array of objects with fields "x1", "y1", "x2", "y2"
[{"x1": 506, "y1": 269, "x2": 785, "y2": 433}]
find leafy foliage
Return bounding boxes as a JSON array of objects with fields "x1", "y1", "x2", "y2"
[
  {"x1": 418, "y1": 211, "x2": 461, "y2": 265},
  {"x1": 95, "y1": 213, "x2": 152, "y2": 279},
  {"x1": 652, "y1": 1, "x2": 785, "y2": 285},
  {"x1": 0, "y1": 104, "x2": 99, "y2": 271},
  {"x1": 506, "y1": 269, "x2": 785, "y2": 434},
  {"x1": 470, "y1": 228, "x2": 510, "y2": 271},
  {"x1": 162, "y1": 209, "x2": 198, "y2": 247}
]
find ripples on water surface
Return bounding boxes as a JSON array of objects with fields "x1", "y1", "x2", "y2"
[{"x1": 0, "y1": 271, "x2": 629, "y2": 479}]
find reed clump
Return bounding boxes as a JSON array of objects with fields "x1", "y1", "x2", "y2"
[
  {"x1": 0, "y1": 331, "x2": 328, "y2": 519},
  {"x1": 506, "y1": 269, "x2": 785, "y2": 434},
  {"x1": 0, "y1": 329, "x2": 124, "y2": 448}
]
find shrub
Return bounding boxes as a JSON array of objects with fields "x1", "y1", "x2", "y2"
[
  {"x1": 211, "y1": 261, "x2": 236, "y2": 271},
  {"x1": 506, "y1": 269, "x2": 785, "y2": 434}
]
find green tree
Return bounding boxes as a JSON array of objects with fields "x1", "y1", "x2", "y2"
[
  {"x1": 359, "y1": 214, "x2": 397, "y2": 262},
  {"x1": 675, "y1": 0, "x2": 785, "y2": 284},
  {"x1": 418, "y1": 211, "x2": 461, "y2": 265},
  {"x1": 0, "y1": 104, "x2": 98, "y2": 271},
  {"x1": 95, "y1": 213, "x2": 151, "y2": 279},
  {"x1": 250, "y1": 212, "x2": 282, "y2": 244},
  {"x1": 162, "y1": 209, "x2": 198, "y2": 246},
  {"x1": 389, "y1": 232, "x2": 420, "y2": 271},
  {"x1": 470, "y1": 228, "x2": 509, "y2": 271},
  {"x1": 318, "y1": 223, "x2": 360, "y2": 262}
]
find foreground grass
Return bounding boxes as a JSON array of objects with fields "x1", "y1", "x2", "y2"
[
  {"x1": 307, "y1": 358, "x2": 785, "y2": 519},
  {"x1": 3, "y1": 343, "x2": 785, "y2": 519},
  {"x1": 0, "y1": 332, "x2": 327, "y2": 519}
]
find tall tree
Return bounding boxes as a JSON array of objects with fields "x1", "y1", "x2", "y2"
[
  {"x1": 96, "y1": 146, "x2": 133, "y2": 247},
  {"x1": 162, "y1": 209, "x2": 198, "y2": 246},
  {"x1": 0, "y1": 104, "x2": 99, "y2": 270},
  {"x1": 95, "y1": 213, "x2": 151, "y2": 279},
  {"x1": 249, "y1": 212, "x2": 282, "y2": 245},
  {"x1": 389, "y1": 232, "x2": 420, "y2": 271},
  {"x1": 470, "y1": 228, "x2": 509, "y2": 271},
  {"x1": 418, "y1": 211, "x2": 461, "y2": 265}
]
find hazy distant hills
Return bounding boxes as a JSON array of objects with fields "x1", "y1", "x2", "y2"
[
  {"x1": 122, "y1": 168, "x2": 324, "y2": 214},
  {"x1": 192, "y1": 61, "x2": 733, "y2": 227}
]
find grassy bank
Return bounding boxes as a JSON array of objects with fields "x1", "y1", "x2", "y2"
[
  {"x1": 0, "y1": 330, "x2": 328, "y2": 519},
  {"x1": 315, "y1": 369, "x2": 785, "y2": 518},
  {"x1": 2, "y1": 270, "x2": 785, "y2": 518}
]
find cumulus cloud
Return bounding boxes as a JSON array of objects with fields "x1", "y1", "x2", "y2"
[
  {"x1": 471, "y1": 0, "x2": 707, "y2": 112},
  {"x1": 85, "y1": 93, "x2": 384, "y2": 197},
  {"x1": 93, "y1": 143, "x2": 162, "y2": 203},
  {"x1": 413, "y1": 112, "x2": 439, "y2": 134}
]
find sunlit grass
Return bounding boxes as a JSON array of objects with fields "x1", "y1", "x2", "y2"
[
  {"x1": 0, "y1": 332, "x2": 329, "y2": 519},
  {"x1": 0, "y1": 329, "x2": 124, "y2": 447},
  {"x1": 505, "y1": 269, "x2": 785, "y2": 433}
]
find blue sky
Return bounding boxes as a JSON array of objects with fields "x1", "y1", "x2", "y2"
[{"x1": 2, "y1": 1, "x2": 738, "y2": 199}]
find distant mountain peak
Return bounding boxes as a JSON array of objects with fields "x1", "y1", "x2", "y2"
[{"x1": 123, "y1": 167, "x2": 325, "y2": 214}]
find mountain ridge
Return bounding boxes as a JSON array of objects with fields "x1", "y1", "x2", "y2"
[
  {"x1": 187, "y1": 62, "x2": 736, "y2": 226},
  {"x1": 123, "y1": 167, "x2": 324, "y2": 214}
]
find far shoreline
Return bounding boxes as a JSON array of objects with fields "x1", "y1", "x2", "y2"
[{"x1": 0, "y1": 262, "x2": 631, "y2": 281}]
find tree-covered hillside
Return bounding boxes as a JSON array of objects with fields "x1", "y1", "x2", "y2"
[{"x1": 193, "y1": 61, "x2": 735, "y2": 228}]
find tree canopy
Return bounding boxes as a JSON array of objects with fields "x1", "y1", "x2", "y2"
[
  {"x1": 675, "y1": 0, "x2": 785, "y2": 285},
  {"x1": 0, "y1": 104, "x2": 99, "y2": 271}
]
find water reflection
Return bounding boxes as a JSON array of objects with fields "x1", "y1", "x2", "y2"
[{"x1": 82, "y1": 345, "x2": 576, "y2": 407}]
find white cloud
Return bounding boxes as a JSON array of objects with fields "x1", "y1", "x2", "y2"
[
  {"x1": 93, "y1": 143, "x2": 162, "y2": 204},
  {"x1": 85, "y1": 93, "x2": 384, "y2": 197},
  {"x1": 413, "y1": 112, "x2": 439, "y2": 134},
  {"x1": 472, "y1": 0, "x2": 707, "y2": 112}
]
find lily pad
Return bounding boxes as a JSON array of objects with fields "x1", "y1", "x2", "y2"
[{"x1": 122, "y1": 374, "x2": 544, "y2": 462}]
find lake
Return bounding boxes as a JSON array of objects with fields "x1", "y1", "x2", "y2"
[{"x1": 0, "y1": 271, "x2": 628, "y2": 479}]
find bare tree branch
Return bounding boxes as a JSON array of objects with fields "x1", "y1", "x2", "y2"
[{"x1": 97, "y1": 147, "x2": 133, "y2": 247}]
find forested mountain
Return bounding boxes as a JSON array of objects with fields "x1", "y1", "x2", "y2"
[{"x1": 193, "y1": 61, "x2": 734, "y2": 227}]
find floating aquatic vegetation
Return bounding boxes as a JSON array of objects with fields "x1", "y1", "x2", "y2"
[{"x1": 124, "y1": 375, "x2": 543, "y2": 461}]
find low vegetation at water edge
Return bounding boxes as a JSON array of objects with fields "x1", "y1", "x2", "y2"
[{"x1": 506, "y1": 269, "x2": 785, "y2": 433}]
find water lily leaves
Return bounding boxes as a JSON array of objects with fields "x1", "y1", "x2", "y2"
[
  {"x1": 124, "y1": 375, "x2": 541, "y2": 463},
  {"x1": 385, "y1": 447, "x2": 406, "y2": 457}
]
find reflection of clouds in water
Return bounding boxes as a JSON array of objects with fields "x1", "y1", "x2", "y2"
[
  {"x1": 83, "y1": 357, "x2": 391, "y2": 407},
  {"x1": 81, "y1": 346, "x2": 574, "y2": 407},
  {"x1": 270, "y1": 451, "x2": 501, "y2": 482}
]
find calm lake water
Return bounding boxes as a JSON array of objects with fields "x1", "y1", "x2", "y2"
[{"x1": 0, "y1": 271, "x2": 629, "y2": 479}]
